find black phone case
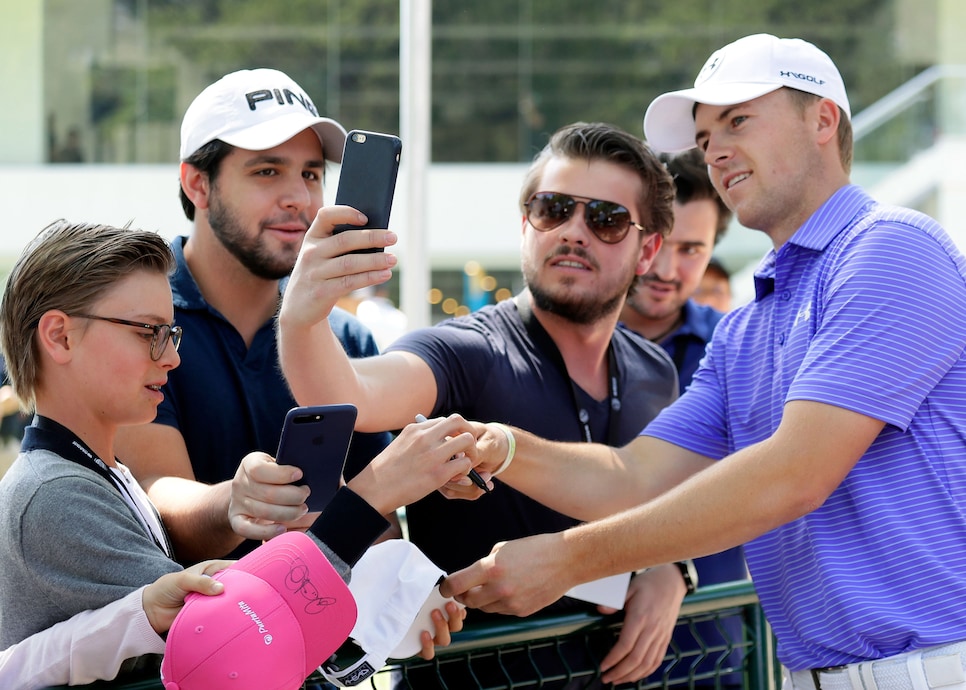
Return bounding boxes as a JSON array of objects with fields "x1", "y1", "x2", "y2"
[
  {"x1": 277, "y1": 404, "x2": 358, "y2": 512},
  {"x1": 333, "y1": 130, "x2": 402, "y2": 253}
]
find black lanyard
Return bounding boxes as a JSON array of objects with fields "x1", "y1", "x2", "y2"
[
  {"x1": 21, "y1": 415, "x2": 172, "y2": 557},
  {"x1": 514, "y1": 292, "x2": 622, "y2": 445},
  {"x1": 666, "y1": 333, "x2": 689, "y2": 374}
]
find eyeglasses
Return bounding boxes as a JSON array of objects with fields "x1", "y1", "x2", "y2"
[
  {"x1": 524, "y1": 192, "x2": 646, "y2": 244},
  {"x1": 70, "y1": 314, "x2": 183, "y2": 361}
]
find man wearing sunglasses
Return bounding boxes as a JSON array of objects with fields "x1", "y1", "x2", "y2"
[{"x1": 278, "y1": 122, "x2": 692, "y2": 688}]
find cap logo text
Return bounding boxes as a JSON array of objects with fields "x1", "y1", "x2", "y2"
[
  {"x1": 245, "y1": 88, "x2": 319, "y2": 117},
  {"x1": 237, "y1": 600, "x2": 272, "y2": 644},
  {"x1": 336, "y1": 662, "x2": 376, "y2": 686},
  {"x1": 779, "y1": 70, "x2": 826, "y2": 86}
]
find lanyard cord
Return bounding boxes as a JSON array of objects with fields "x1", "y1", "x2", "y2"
[
  {"x1": 22, "y1": 416, "x2": 172, "y2": 557},
  {"x1": 514, "y1": 292, "x2": 622, "y2": 445}
]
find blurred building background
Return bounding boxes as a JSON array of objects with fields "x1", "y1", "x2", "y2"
[{"x1": 3, "y1": 0, "x2": 966, "y2": 321}]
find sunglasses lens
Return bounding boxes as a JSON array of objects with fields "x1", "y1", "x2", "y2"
[
  {"x1": 527, "y1": 193, "x2": 574, "y2": 231},
  {"x1": 584, "y1": 201, "x2": 631, "y2": 243}
]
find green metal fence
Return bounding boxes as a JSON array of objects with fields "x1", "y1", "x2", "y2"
[{"x1": 48, "y1": 581, "x2": 778, "y2": 690}]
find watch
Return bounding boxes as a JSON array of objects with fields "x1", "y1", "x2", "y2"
[{"x1": 675, "y1": 560, "x2": 698, "y2": 595}]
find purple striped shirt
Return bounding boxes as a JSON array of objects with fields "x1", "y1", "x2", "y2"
[{"x1": 644, "y1": 185, "x2": 966, "y2": 671}]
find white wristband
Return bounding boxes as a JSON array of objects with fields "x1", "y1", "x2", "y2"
[{"x1": 490, "y1": 423, "x2": 516, "y2": 476}]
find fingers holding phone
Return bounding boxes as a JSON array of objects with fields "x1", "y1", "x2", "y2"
[
  {"x1": 228, "y1": 450, "x2": 316, "y2": 541},
  {"x1": 333, "y1": 130, "x2": 401, "y2": 254},
  {"x1": 285, "y1": 130, "x2": 402, "y2": 330}
]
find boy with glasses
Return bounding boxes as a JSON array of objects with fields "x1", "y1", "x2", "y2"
[
  {"x1": 278, "y1": 122, "x2": 691, "y2": 688},
  {"x1": 0, "y1": 221, "x2": 472, "y2": 678}
]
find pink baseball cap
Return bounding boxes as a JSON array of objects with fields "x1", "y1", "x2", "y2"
[
  {"x1": 161, "y1": 531, "x2": 357, "y2": 690},
  {"x1": 644, "y1": 33, "x2": 850, "y2": 153},
  {"x1": 179, "y1": 68, "x2": 347, "y2": 162}
]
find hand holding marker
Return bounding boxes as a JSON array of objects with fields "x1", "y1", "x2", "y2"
[{"x1": 414, "y1": 414, "x2": 490, "y2": 493}]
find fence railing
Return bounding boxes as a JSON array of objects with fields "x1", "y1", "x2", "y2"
[{"x1": 49, "y1": 580, "x2": 778, "y2": 690}]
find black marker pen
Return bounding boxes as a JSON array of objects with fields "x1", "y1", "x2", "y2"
[{"x1": 415, "y1": 414, "x2": 490, "y2": 493}]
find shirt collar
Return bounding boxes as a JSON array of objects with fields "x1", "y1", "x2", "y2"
[
  {"x1": 673, "y1": 300, "x2": 722, "y2": 343},
  {"x1": 169, "y1": 236, "x2": 206, "y2": 310},
  {"x1": 752, "y1": 185, "x2": 875, "y2": 301},
  {"x1": 784, "y1": 185, "x2": 874, "y2": 252}
]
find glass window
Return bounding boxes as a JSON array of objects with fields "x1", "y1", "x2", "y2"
[{"x1": 38, "y1": 0, "x2": 913, "y2": 165}]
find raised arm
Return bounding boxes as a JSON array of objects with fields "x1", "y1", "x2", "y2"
[{"x1": 278, "y1": 205, "x2": 438, "y2": 431}]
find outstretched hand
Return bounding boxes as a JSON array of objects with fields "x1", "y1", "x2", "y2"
[
  {"x1": 436, "y1": 421, "x2": 512, "y2": 500},
  {"x1": 441, "y1": 533, "x2": 575, "y2": 616}
]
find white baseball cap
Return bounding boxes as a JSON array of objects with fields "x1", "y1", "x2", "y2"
[
  {"x1": 320, "y1": 540, "x2": 464, "y2": 687},
  {"x1": 643, "y1": 33, "x2": 851, "y2": 153},
  {"x1": 180, "y1": 68, "x2": 347, "y2": 162}
]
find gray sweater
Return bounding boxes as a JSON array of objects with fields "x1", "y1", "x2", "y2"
[
  {"x1": 0, "y1": 448, "x2": 358, "y2": 649},
  {"x1": 0, "y1": 449, "x2": 181, "y2": 649}
]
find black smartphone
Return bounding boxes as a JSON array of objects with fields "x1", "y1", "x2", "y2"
[
  {"x1": 276, "y1": 404, "x2": 358, "y2": 512},
  {"x1": 333, "y1": 130, "x2": 402, "y2": 253}
]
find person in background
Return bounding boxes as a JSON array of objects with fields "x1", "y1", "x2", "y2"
[
  {"x1": 620, "y1": 148, "x2": 732, "y2": 392},
  {"x1": 619, "y1": 148, "x2": 744, "y2": 688},
  {"x1": 693, "y1": 255, "x2": 733, "y2": 312},
  {"x1": 276, "y1": 121, "x2": 693, "y2": 689},
  {"x1": 114, "y1": 68, "x2": 395, "y2": 564},
  {"x1": 442, "y1": 33, "x2": 966, "y2": 690}
]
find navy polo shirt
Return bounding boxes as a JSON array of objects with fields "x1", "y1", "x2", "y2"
[
  {"x1": 656, "y1": 299, "x2": 724, "y2": 394},
  {"x1": 154, "y1": 237, "x2": 392, "y2": 558}
]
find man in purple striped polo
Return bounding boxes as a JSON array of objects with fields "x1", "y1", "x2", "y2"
[{"x1": 445, "y1": 33, "x2": 966, "y2": 690}]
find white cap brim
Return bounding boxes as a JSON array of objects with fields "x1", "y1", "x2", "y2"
[
  {"x1": 319, "y1": 540, "x2": 463, "y2": 688},
  {"x1": 643, "y1": 81, "x2": 782, "y2": 153},
  {"x1": 216, "y1": 112, "x2": 347, "y2": 163}
]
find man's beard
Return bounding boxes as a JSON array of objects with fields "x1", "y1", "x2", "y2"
[
  {"x1": 207, "y1": 190, "x2": 302, "y2": 281},
  {"x1": 524, "y1": 248, "x2": 636, "y2": 326}
]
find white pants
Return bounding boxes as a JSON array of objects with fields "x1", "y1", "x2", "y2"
[{"x1": 783, "y1": 641, "x2": 966, "y2": 690}]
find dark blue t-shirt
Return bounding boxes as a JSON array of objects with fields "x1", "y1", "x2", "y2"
[{"x1": 388, "y1": 295, "x2": 678, "y2": 605}]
